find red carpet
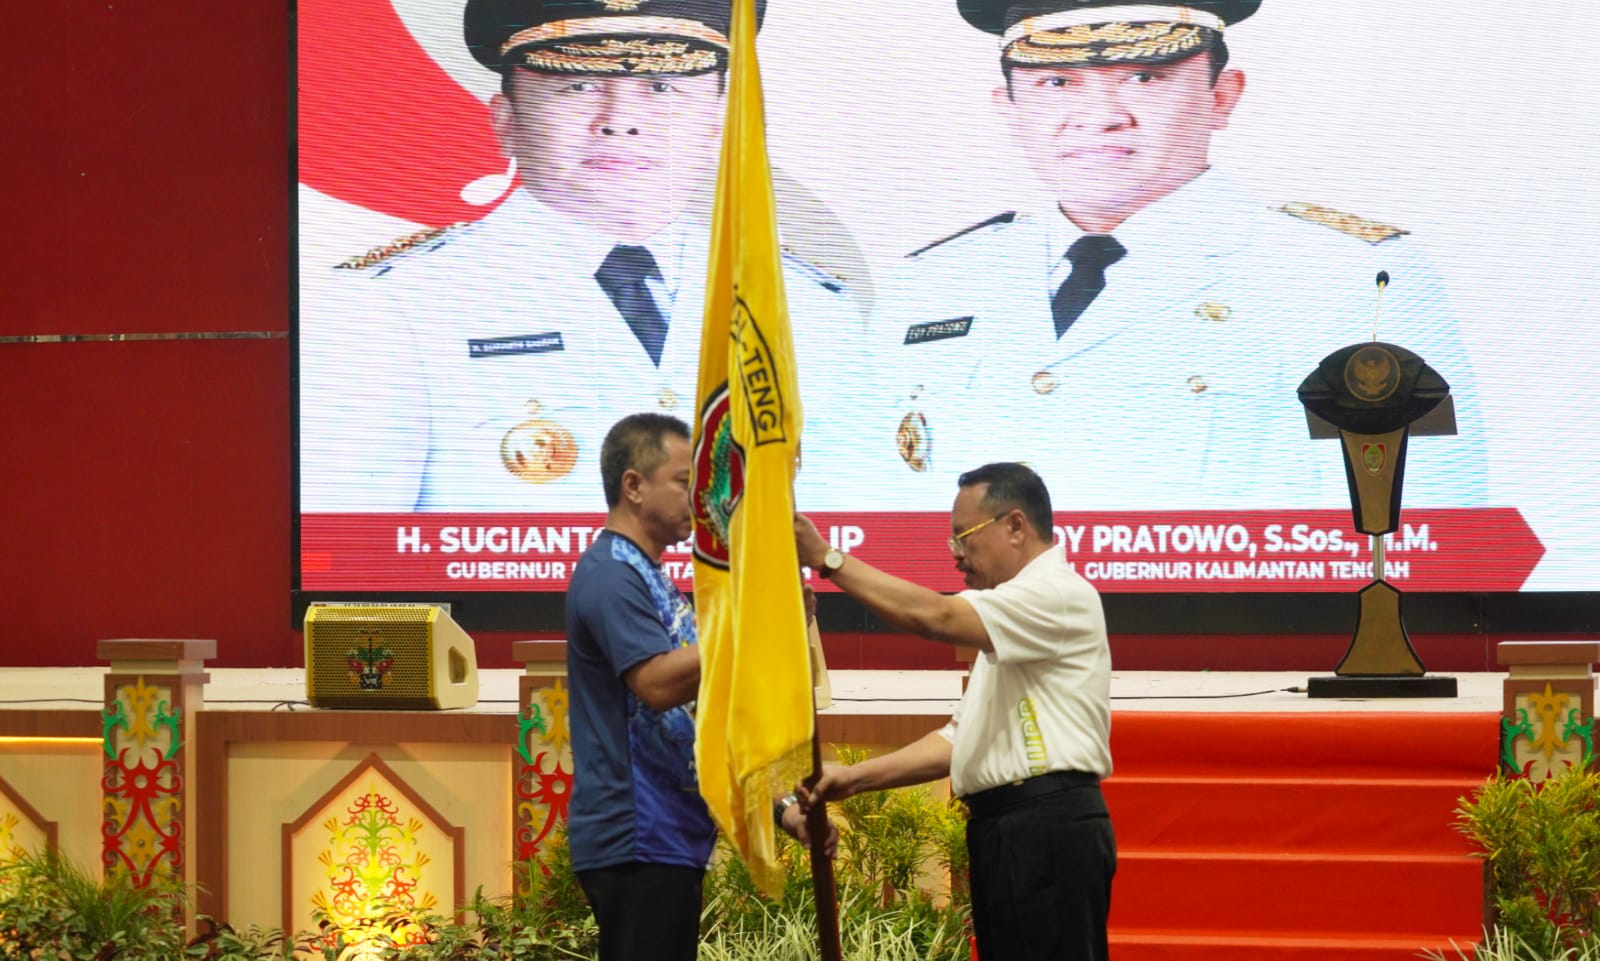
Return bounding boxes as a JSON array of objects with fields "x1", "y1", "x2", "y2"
[{"x1": 1102, "y1": 711, "x2": 1494, "y2": 960}]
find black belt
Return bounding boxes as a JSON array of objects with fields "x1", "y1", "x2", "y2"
[{"x1": 961, "y1": 771, "x2": 1100, "y2": 820}]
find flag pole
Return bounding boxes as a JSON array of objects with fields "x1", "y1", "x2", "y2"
[
  {"x1": 805, "y1": 700, "x2": 843, "y2": 961},
  {"x1": 800, "y1": 603, "x2": 842, "y2": 959}
]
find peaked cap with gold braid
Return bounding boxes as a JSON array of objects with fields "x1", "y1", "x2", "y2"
[
  {"x1": 465, "y1": 0, "x2": 767, "y2": 77},
  {"x1": 957, "y1": 0, "x2": 1260, "y2": 68}
]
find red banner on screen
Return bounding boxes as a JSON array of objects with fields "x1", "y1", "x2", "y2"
[
  {"x1": 300, "y1": 508, "x2": 1543, "y2": 594},
  {"x1": 299, "y1": 0, "x2": 502, "y2": 226}
]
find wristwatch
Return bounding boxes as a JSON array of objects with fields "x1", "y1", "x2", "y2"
[
  {"x1": 818, "y1": 548, "x2": 845, "y2": 579},
  {"x1": 774, "y1": 792, "x2": 801, "y2": 828}
]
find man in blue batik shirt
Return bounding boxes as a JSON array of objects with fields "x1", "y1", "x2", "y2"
[{"x1": 564, "y1": 412, "x2": 827, "y2": 961}]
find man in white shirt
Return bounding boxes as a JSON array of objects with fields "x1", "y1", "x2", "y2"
[{"x1": 794, "y1": 461, "x2": 1114, "y2": 961}]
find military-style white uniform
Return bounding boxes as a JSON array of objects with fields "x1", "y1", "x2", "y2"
[
  {"x1": 300, "y1": 189, "x2": 870, "y2": 512},
  {"x1": 873, "y1": 171, "x2": 1488, "y2": 512}
]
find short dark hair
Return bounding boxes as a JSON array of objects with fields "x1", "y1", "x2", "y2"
[
  {"x1": 600, "y1": 413, "x2": 691, "y2": 508},
  {"x1": 1209, "y1": 36, "x2": 1231, "y2": 79},
  {"x1": 1003, "y1": 39, "x2": 1230, "y2": 96},
  {"x1": 957, "y1": 462, "x2": 1054, "y2": 541}
]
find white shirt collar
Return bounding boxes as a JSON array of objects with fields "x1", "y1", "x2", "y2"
[
  {"x1": 1042, "y1": 168, "x2": 1253, "y2": 282},
  {"x1": 489, "y1": 187, "x2": 708, "y2": 295}
]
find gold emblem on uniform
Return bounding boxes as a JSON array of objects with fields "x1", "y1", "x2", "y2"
[
  {"x1": 501, "y1": 401, "x2": 579, "y2": 484},
  {"x1": 1007, "y1": 21, "x2": 1206, "y2": 67},
  {"x1": 337, "y1": 223, "x2": 461, "y2": 271},
  {"x1": 1344, "y1": 345, "x2": 1401, "y2": 402},
  {"x1": 599, "y1": 0, "x2": 646, "y2": 10},
  {"x1": 1195, "y1": 302, "x2": 1232, "y2": 323},
  {"x1": 658, "y1": 388, "x2": 678, "y2": 410},
  {"x1": 896, "y1": 412, "x2": 932, "y2": 473},
  {"x1": 1032, "y1": 371, "x2": 1059, "y2": 395},
  {"x1": 1186, "y1": 375, "x2": 1208, "y2": 394},
  {"x1": 522, "y1": 38, "x2": 717, "y2": 75},
  {"x1": 1276, "y1": 202, "x2": 1409, "y2": 245}
]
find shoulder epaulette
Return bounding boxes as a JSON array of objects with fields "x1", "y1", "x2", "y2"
[
  {"x1": 780, "y1": 246, "x2": 847, "y2": 293},
  {"x1": 907, "y1": 212, "x2": 1017, "y2": 259},
  {"x1": 1275, "y1": 202, "x2": 1409, "y2": 245},
  {"x1": 336, "y1": 223, "x2": 463, "y2": 271}
]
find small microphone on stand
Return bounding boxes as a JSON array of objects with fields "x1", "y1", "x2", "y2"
[
  {"x1": 1372, "y1": 271, "x2": 1390, "y2": 342},
  {"x1": 1368, "y1": 270, "x2": 1393, "y2": 579}
]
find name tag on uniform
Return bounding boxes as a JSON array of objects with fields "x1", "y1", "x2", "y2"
[
  {"x1": 904, "y1": 317, "x2": 973, "y2": 345},
  {"x1": 468, "y1": 332, "x2": 565, "y2": 358}
]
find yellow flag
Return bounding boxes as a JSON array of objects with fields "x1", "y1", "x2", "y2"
[{"x1": 689, "y1": 0, "x2": 813, "y2": 899}]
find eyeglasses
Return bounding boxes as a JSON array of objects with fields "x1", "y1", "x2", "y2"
[{"x1": 948, "y1": 514, "x2": 1007, "y2": 555}]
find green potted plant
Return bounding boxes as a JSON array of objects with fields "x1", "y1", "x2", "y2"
[
  {"x1": 1426, "y1": 764, "x2": 1600, "y2": 960},
  {"x1": 0, "y1": 850, "x2": 282, "y2": 960}
]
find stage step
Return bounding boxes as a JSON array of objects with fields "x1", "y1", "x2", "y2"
[
  {"x1": 1101, "y1": 710, "x2": 1495, "y2": 961},
  {"x1": 1110, "y1": 929, "x2": 1480, "y2": 961},
  {"x1": 1112, "y1": 851, "x2": 1484, "y2": 935},
  {"x1": 1109, "y1": 711, "x2": 1497, "y2": 780},
  {"x1": 1104, "y1": 776, "x2": 1481, "y2": 854}
]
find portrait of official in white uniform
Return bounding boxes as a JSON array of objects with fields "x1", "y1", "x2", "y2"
[
  {"x1": 299, "y1": 0, "x2": 869, "y2": 514},
  {"x1": 873, "y1": 0, "x2": 1489, "y2": 513}
]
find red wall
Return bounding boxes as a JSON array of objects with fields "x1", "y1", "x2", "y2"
[
  {"x1": 4, "y1": 0, "x2": 297, "y2": 667},
  {"x1": 0, "y1": 2, "x2": 1554, "y2": 674}
]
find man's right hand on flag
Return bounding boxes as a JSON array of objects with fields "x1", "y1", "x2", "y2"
[
  {"x1": 798, "y1": 730, "x2": 958, "y2": 810},
  {"x1": 776, "y1": 794, "x2": 838, "y2": 858}
]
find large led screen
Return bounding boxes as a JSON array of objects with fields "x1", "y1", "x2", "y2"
[{"x1": 297, "y1": 0, "x2": 1595, "y2": 599}]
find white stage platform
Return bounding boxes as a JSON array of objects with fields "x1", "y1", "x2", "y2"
[{"x1": 2, "y1": 666, "x2": 1508, "y2": 715}]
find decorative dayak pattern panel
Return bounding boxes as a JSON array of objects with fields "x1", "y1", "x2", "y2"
[
  {"x1": 1503, "y1": 682, "x2": 1596, "y2": 782},
  {"x1": 286, "y1": 757, "x2": 461, "y2": 953},
  {"x1": 101, "y1": 676, "x2": 182, "y2": 886},
  {"x1": 0, "y1": 813, "x2": 21, "y2": 901},
  {"x1": 0, "y1": 774, "x2": 52, "y2": 869},
  {"x1": 515, "y1": 679, "x2": 573, "y2": 882},
  {"x1": 0, "y1": 812, "x2": 19, "y2": 858}
]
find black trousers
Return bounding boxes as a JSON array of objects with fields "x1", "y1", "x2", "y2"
[
  {"x1": 576, "y1": 862, "x2": 706, "y2": 961},
  {"x1": 966, "y1": 778, "x2": 1117, "y2": 961}
]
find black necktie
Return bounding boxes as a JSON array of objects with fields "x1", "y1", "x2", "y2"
[
  {"x1": 1052, "y1": 235, "x2": 1126, "y2": 338},
  {"x1": 596, "y1": 245, "x2": 669, "y2": 365}
]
